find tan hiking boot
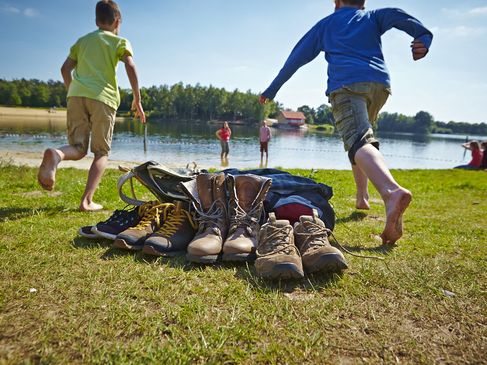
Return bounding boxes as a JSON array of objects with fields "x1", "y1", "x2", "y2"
[
  {"x1": 143, "y1": 202, "x2": 198, "y2": 257},
  {"x1": 255, "y1": 213, "x2": 304, "y2": 279},
  {"x1": 181, "y1": 173, "x2": 228, "y2": 264},
  {"x1": 293, "y1": 209, "x2": 348, "y2": 274},
  {"x1": 223, "y1": 174, "x2": 272, "y2": 262},
  {"x1": 112, "y1": 202, "x2": 171, "y2": 251}
]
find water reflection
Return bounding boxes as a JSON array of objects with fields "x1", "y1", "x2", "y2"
[{"x1": 1, "y1": 116, "x2": 484, "y2": 170}]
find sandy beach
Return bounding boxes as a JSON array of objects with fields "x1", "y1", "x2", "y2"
[
  {"x1": 0, "y1": 105, "x2": 67, "y2": 118},
  {"x1": 0, "y1": 149, "x2": 139, "y2": 170}
]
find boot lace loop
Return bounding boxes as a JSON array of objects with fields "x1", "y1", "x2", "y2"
[
  {"x1": 133, "y1": 203, "x2": 172, "y2": 230},
  {"x1": 156, "y1": 206, "x2": 198, "y2": 236},
  {"x1": 257, "y1": 225, "x2": 297, "y2": 257},
  {"x1": 228, "y1": 200, "x2": 261, "y2": 234},
  {"x1": 295, "y1": 221, "x2": 331, "y2": 252}
]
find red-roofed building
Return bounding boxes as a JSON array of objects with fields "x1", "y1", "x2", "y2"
[{"x1": 276, "y1": 110, "x2": 306, "y2": 128}]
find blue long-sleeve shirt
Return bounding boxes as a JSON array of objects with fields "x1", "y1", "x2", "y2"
[{"x1": 262, "y1": 7, "x2": 433, "y2": 98}]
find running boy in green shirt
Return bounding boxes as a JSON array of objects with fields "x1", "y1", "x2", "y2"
[{"x1": 37, "y1": 0, "x2": 145, "y2": 211}]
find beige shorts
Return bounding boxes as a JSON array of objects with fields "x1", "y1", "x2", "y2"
[
  {"x1": 67, "y1": 96, "x2": 116, "y2": 156},
  {"x1": 329, "y1": 82, "x2": 390, "y2": 164}
]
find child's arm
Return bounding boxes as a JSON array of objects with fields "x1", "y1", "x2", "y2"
[
  {"x1": 60, "y1": 58, "x2": 76, "y2": 89},
  {"x1": 376, "y1": 9, "x2": 433, "y2": 61},
  {"x1": 122, "y1": 54, "x2": 146, "y2": 124}
]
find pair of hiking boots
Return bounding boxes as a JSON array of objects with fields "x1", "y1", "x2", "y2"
[
  {"x1": 255, "y1": 209, "x2": 348, "y2": 279},
  {"x1": 112, "y1": 200, "x2": 198, "y2": 257},
  {"x1": 180, "y1": 173, "x2": 272, "y2": 264}
]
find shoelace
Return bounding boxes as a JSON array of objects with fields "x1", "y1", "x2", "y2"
[
  {"x1": 133, "y1": 203, "x2": 173, "y2": 231},
  {"x1": 194, "y1": 200, "x2": 225, "y2": 233},
  {"x1": 295, "y1": 221, "x2": 330, "y2": 252},
  {"x1": 257, "y1": 225, "x2": 297, "y2": 257},
  {"x1": 156, "y1": 206, "x2": 198, "y2": 237},
  {"x1": 228, "y1": 200, "x2": 261, "y2": 235},
  {"x1": 100, "y1": 205, "x2": 139, "y2": 226},
  {"x1": 297, "y1": 220, "x2": 383, "y2": 260}
]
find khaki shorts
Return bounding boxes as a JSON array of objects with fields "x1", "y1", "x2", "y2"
[
  {"x1": 329, "y1": 82, "x2": 390, "y2": 164},
  {"x1": 67, "y1": 96, "x2": 116, "y2": 156}
]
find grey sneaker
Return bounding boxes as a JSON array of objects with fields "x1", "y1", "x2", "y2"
[
  {"x1": 255, "y1": 213, "x2": 304, "y2": 280},
  {"x1": 294, "y1": 209, "x2": 348, "y2": 274}
]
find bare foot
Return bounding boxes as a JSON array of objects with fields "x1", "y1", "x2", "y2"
[
  {"x1": 79, "y1": 202, "x2": 104, "y2": 212},
  {"x1": 380, "y1": 188, "x2": 412, "y2": 244},
  {"x1": 37, "y1": 148, "x2": 61, "y2": 191},
  {"x1": 356, "y1": 196, "x2": 370, "y2": 210}
]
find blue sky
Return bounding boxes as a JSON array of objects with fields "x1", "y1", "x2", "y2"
[{"x1": 1, "y1": 0, "x2": 487, "y2": 124}]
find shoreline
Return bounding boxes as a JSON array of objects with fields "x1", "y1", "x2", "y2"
[{"x1": 0, "y1": 150, "x2": 140, "y2": 170}]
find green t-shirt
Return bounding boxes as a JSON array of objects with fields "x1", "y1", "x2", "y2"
[{"x1": 67, "y1": 29, "x2": 133, "y2": 110}]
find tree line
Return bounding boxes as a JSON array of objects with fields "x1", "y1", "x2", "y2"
[{"x1": 1, "y1": 78, "x2": 486, "y2": 135}]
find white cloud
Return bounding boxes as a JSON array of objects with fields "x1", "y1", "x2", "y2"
[
  {"x1": 23, "y1": 8, "x2": 39, "y2": 17},
  {"x1": 430, "y1": 25, "x2": 487, "y2": 37},
  {"x1": 469, "y1": 7, "x2": 487, "y2": 15},
  {"x1": 0, "y1": 3, "x2": 39, "y2": 17},
  {"x1": 441, "y1": 6, "x2": 487, "y2": 17},
  {"x1": 0, "y1": 4, "x2": 20, "y2": 14}
]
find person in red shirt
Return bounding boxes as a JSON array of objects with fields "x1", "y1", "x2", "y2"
[
  {"x1": 455, "y1": 141, "x2": 483, "y2": 169},
  {"x1": 216, "y1": 121, "x2": 232, "y2": 160}
]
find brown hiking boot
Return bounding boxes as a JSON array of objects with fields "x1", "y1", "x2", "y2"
[
  {"x1": 181, "y1": 173, "x2": 228, "y2": 264},
  {"x1": 143, "y1": 201, "x2": 198, "y2": 257},
  {"x1": 293, "y1": 209, "x2": 348, "y2": 274},
  {"x1": 255, "y1": 213, "x2": 304, "y2": 279},
  {"x1": 223, "y1": 174, "x2": 271, "y2": 262},
  {"x1": 112, "y1": 202, "x2": 171, "y2": 251}
]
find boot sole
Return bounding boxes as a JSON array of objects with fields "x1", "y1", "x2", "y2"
[
  {"x1": 257, "y1": 263, "x2": 304, "y2": 280},
  {"x1": 186, "y1": 253, "x2": 219, "y2": 264},
  {"x1": 92, "y1": 227, "x2": 117, "y2": 240},
  {"x1": 142, "y1": 245, "x2": 185, "y2": 257},
  {"x1": 222, "y1": 252, "x2": 256, "y2": 262},
  {"x1": 78, "y1": 226, "x2": 98, "y2": 239},
  {"x1": 305, "y1": 254, "x2": 348, "y2": 274},
  {"x1": 112, "y1": 239, "x2": 143, "y2": 251}
]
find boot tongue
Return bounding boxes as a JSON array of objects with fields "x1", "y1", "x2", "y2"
[
  {"x1": 196, "y1": 174, "x2": 214, "y2": 210},
  {"x1": 235, "y1": 175, "x2": 260, "y2": 212}
]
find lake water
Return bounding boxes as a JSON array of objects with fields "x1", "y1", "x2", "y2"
[{"x1": 1, "y1": 116, "x2": 485, "y2": 170}]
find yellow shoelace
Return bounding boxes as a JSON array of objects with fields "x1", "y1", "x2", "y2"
[
  {"x1": 133, "y1": 202, "x2": 174, "y2": 231},
  {"x1": 156, "y1": 206, "x2": 198, "y2": 236}
]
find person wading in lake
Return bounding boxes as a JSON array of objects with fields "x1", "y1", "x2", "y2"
[
  {"x1": 37, "y1": 0, "x2": 145, "y2": 211},
  {"x1": 216, "y1": 121, "x2": 232, "y2": 162},
  {"x1": 259, "y1": 0, "x2": 433, "y2": 244},
  {"x1": 259, "y1": 120, "x2": 272, "y2": 163}
]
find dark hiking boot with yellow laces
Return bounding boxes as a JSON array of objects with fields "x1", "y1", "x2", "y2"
[
  {"x1": 143, "y1": 202, "x2": 198, "y2": 257},
  {"x1": 293, "y1": 209, "x2": 348, "y2": 274},
  {"x1": 255, "y1": 213, "x2": 304, "y2": 279},
  {"x1": 181, "y1": 173, "x2": 228, "y2": 264},
  {"x1": 112, "y1": 202, "x2": 172, "y2": 251},
  {"x1": 223, "y1": 174, "x2": 272, "y2": 262}
]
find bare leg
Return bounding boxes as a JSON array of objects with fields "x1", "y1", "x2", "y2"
[
  {"x1": 79, "y1": 153, "x2": 107, "y2": 211},
  {"x1": 38, "y1": 145, "x2": 85, "y2": 190},
  {"x1": 354, "y1": 144, "x2": 412, "y2": 244},
  {"x1": 352, "y1": 164, "x2": 370, "y2": 210}
]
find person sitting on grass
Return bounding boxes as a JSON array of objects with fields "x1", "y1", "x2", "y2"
[
  {"x1": 37, "y1": 0, "x2": 145, "y2": 211},
  {"x1": 259, "y1": 0, "x2": 433, "y2": 244},
  {"x1": 455, "y1": 141, "x2": 483, "y2": 170}
]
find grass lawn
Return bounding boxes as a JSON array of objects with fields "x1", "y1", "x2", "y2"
[{"x1": 0, "y1": 162, "x2": 486, "y2": 364}]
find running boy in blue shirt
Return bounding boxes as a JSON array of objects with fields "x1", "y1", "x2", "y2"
[
  {"x1": 38, "y1": 0, "x2": 145, "y2": 211},
  {"x1": 260, "y1": 0, "x2": 433, "y2": 244}
]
